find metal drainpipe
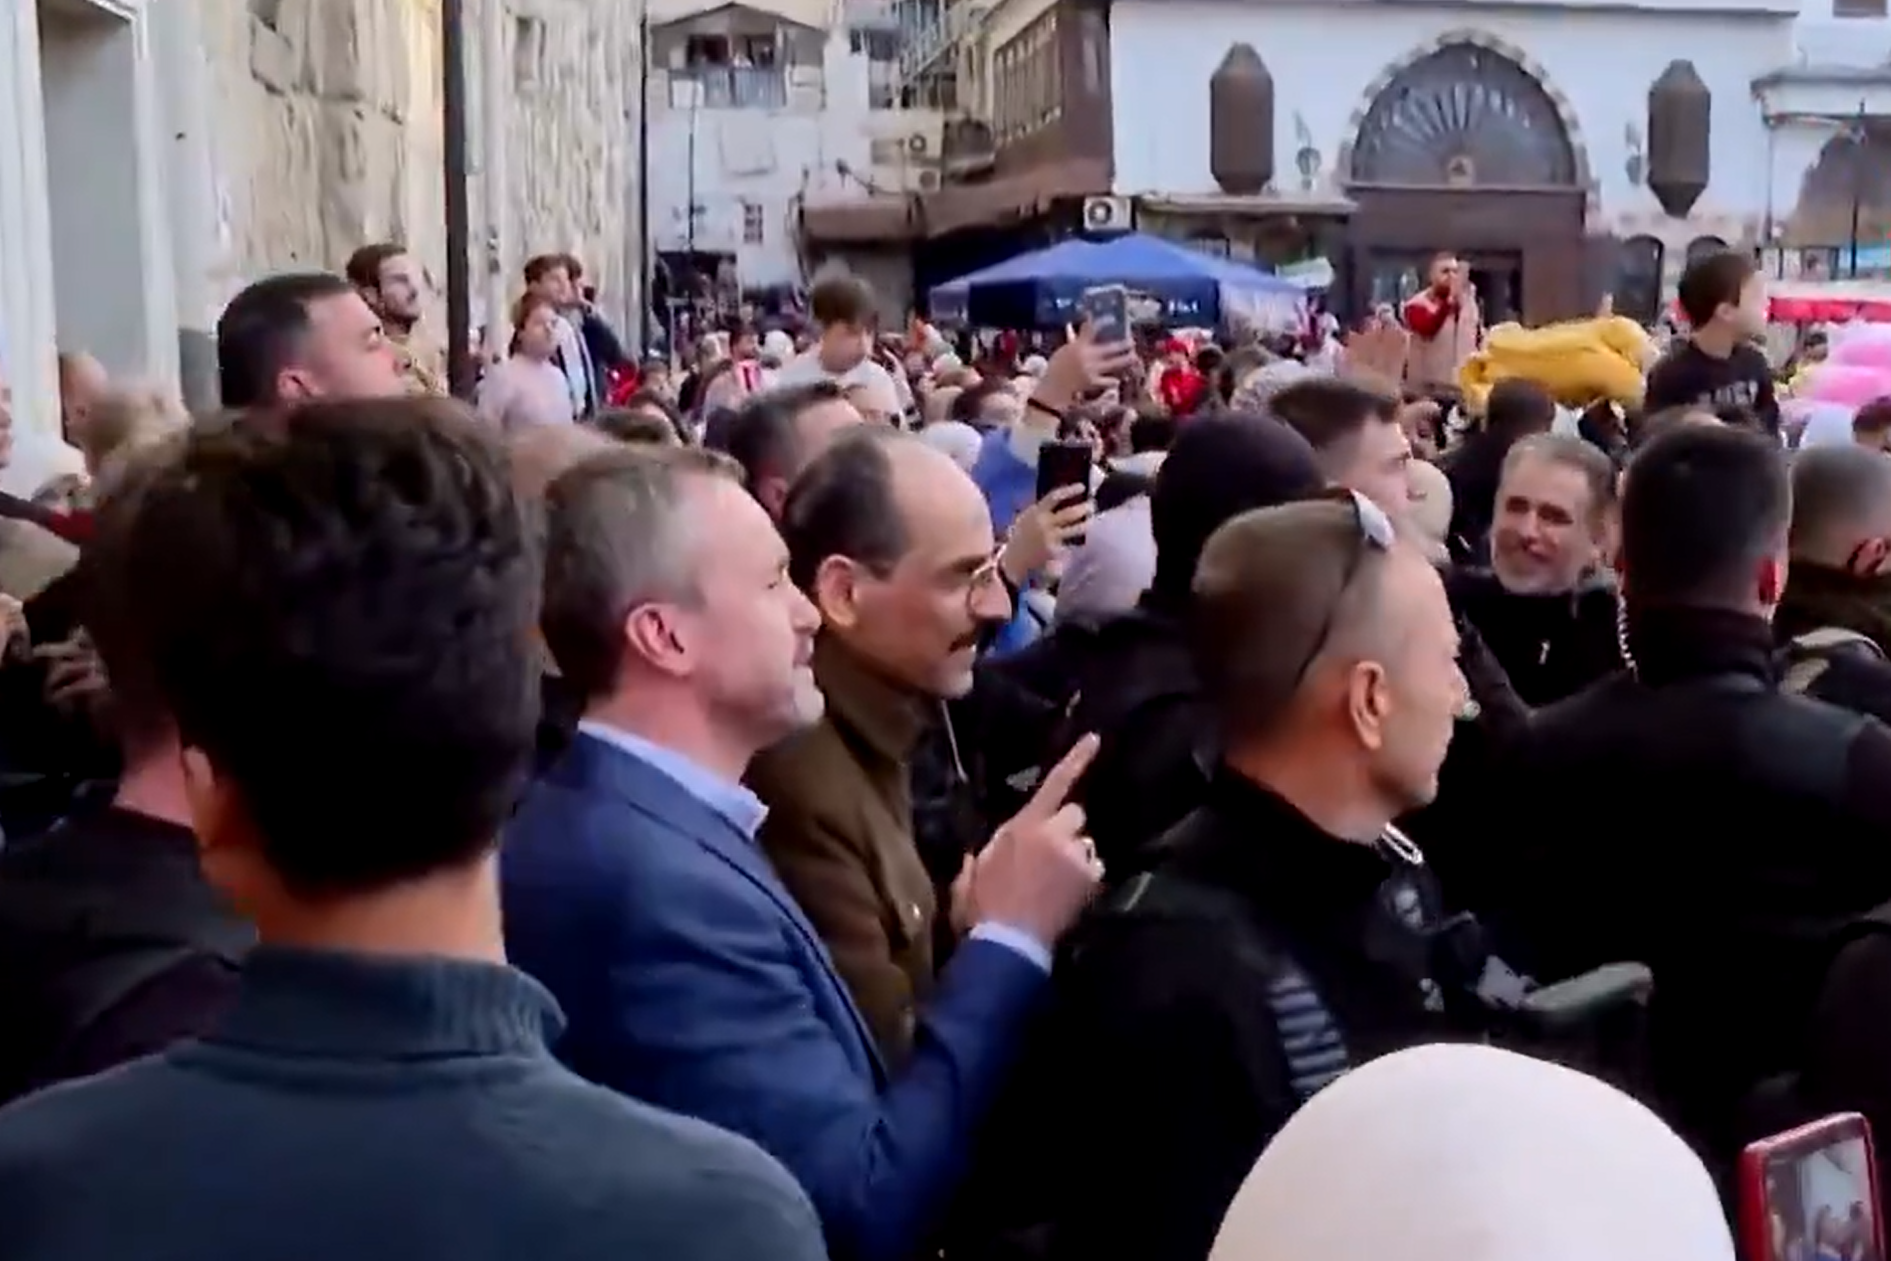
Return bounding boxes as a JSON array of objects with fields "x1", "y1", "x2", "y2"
[
  {"x1": 634, "y1": 0, "x2": 652, "y2": 353},
  {"x1": 479, "y1": 0, "x2": 510, "y2": 361},
  {"x1": 443, "y1": 0, "x2": 475, "y2": 400}
]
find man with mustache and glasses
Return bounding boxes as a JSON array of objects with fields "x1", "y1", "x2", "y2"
[{"x1": 746, "y1": 427, "x2": 1021, "y2": 1065}]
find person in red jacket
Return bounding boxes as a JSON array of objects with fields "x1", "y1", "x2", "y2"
[
  {"x1": 1403, "y1": 253, "x2": 1482, "y2": 395},
  {"x1": 1154, "y1": 336, "x2": 1207, "y2": 416}
]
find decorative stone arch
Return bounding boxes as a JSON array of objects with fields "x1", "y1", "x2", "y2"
[
  {"x1": 1785, "y1": 121, "x2": 1891, "y2": 249},
  {"x1": 1333, "y1": 29, "x2": 1600, "y2": 222}
]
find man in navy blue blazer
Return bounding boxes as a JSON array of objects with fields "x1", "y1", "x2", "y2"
[{"x1": 504, "y1": 443, "x2": 1104, "y2": 1261}]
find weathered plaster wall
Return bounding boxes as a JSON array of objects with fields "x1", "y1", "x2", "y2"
[
  {"x1": 198, "y1": 0, "x2": 644, "y2": 343},
  {"x1": 498, "y1": 0, "x2": 646, "y2": 339},
  {"x1": 200, "y1": 0, "x2": 445, "y2": 295}
]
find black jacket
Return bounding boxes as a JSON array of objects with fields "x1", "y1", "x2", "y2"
[
  {"x1": 1049, "y1": 599, "x2": 1210, "y2": 877},
  {"x1": 1441, "y1": 433, "x2": 1512, "y2": 565},
  {"x1": 1446, "y1": 568, "x2": 1622, "y2": 707},
  {"x1": 0, "y1": 806, "x2": 251, "y2": 1103},
  {"x1": 1474, "y1": 606, "x2": 1891, "y2": 1157},
  {"x1": 975, "y1": 772, "x2": 1470, "y2": 1261},
  {"x1": 1787, "y1": 636, "x2": 1891, "y2": 728},
  {"x1": 1801, "y1": 914, "x2": 1891, "y2": 1227},
  {"x1": 1399, "y1": 613, "x2": 1532, "y2": 907}
]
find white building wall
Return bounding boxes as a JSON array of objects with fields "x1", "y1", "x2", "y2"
[
  {"x1": 0, "y1": 1, "x2": 62, "y2": 458},
  {"x1": 1794, "y1": 0, "x2": 1891, "y2": 65},
  {"x1": 41, "y1": 0, "x2": 176, "y2": 384},
  {"x1": 3, "y1": 0, "x2": 649, "y2": 466},
  {"x1": 1108, "y1": 1, "x2": 1796, "y2": 238},
  {"x1": 650, "y1": 30, "x2": 941, "y2": 290},
  {"x1": 0, "y1": 0, "x2": 176, "y2": 494}
]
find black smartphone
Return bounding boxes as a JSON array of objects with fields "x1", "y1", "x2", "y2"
[
  {"x1": 1035, "y1": 439, "x2": 1094, "y2": 548},
  {"x1": 1035, "y1": 438, "x2": 1093, "y2": 502},
  {"x1": 1080, "y1": 285, "x2": 1130, "y2": 345}
]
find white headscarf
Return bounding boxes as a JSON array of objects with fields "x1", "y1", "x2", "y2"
[
  {"x1": 917, "y1": 420, "x2": 983, "y2": 471},
  {"x1": 1210, "y1": 1043, "x2": 1733, "y2": 1261}
]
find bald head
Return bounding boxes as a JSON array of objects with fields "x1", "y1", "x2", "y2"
[
  {"x1": 1789, "y1": 445, "x2": 1891, "y2": 566},
  {"x1": 58, "y1": 350, "x2": 110, "y2": 443},
  {"x1": 58, "y1": 350, "x2": 106, "y2": 394},
  {"x1": 845, "y1": 371, "x2": 903, "y2": 425}
]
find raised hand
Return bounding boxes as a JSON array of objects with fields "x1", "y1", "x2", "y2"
[{"x1": 969, "y1": 734, "x2": 1105, "y2": 948}]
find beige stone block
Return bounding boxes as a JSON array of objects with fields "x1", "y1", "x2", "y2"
[
  {"x1": 308, "y1": 0, "x2": 373, "y2": 107},
  {"x1": 248, "y1": 15, "x2": 298, "y2": 95},
  {"x1": 203, "y1": 0, "x2": 643, "y2": 342}
]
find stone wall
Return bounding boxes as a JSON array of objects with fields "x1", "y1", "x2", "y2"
[
  {"x1": 201, "y1": 0, "x2": 445, "y2": 294},
  {"x1": 199, "y1": 0, "x2": 644, "y2": 346},
  {"x1": 490, "y1": 0, "x2": 646, "y2": 344}
]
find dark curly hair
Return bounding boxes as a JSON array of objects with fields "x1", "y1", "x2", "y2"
[{"x1": 102, "y1": 398, "x2": 542, "y2": 894}]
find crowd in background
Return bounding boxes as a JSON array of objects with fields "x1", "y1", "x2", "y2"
[{"x1": 0, "y1": 236, "x2": 1888, "y2": 1261}]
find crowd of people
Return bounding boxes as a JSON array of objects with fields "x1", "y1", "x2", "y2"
[{"x1": 0, "y1": 235, "x2": 1889, "y2": 1261}]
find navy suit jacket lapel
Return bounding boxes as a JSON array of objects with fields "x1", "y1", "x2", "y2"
[{"x1": 561, "y1": 736, "x2": 888, "y2": 1080}]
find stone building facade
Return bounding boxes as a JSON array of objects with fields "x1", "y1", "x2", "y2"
[
  {"x1": 203, "y1": 0, "x2": 647, "y2": 362},
  {"x1": 0, "y1": 0, "x2": 645, "y2": 471},
  {"x1": 201, "y1": 0, "x2": 452, "y2": 294},
  {"x1": 499, "y1": 0, "x2": 647, "y2": 342}
]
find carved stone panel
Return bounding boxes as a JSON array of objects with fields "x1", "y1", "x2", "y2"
[
  {"x1": 1349, "y1": 43, "x2": 1576, "y2": 188},
  {"x1": 1646, "y1": 60, "x2": 1710, "y2": 218},
  {"x1": 1210, "y1": 44, "x2": 1275, "y2": 196}
]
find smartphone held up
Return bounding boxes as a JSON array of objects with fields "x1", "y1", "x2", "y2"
[
  {"x1": 1079, "y1": 285, "x2": 1132, "y2": 348},
  {"x1": 1034, "y1": 440, "x2": 1095, "y2": 548},
  {"x1": 1738, "y1": 1113, "x2": 1881, "y2": 1261}
]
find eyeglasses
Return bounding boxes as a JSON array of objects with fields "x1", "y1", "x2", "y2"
[
  {"x1": 1283, "y1": 488, "x2": 1398, "y2": 694},
  {"x1": 958, "y1": 550, "x2": 1008, "y2": 614}
]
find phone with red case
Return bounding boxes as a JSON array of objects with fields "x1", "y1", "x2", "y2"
[{"x1": 1737, "y1": 1113, "x2": 1881, "y2": 1261}]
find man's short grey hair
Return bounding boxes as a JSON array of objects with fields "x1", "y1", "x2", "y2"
[
  {"x1": 539, "y1": 445, "x2": 740, "y2": 699},
  {"x1": 1790, "y1": 444, "x2": 1891, "y2": 562}
]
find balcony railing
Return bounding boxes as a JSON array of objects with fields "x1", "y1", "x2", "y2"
[
  {"x1": 898, "y1": 2, "x2": 976, "y2": 83},
  {"x1": 671, "y1": 66, "x2": 789, "y2": 110}
]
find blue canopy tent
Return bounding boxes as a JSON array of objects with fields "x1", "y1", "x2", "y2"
[
  {"x1": 924, "y1": 238, "x2": 1108, "y2": 327},
  {"x1": 927, "y1": 232, "x2": 1307, "y2": 331}
]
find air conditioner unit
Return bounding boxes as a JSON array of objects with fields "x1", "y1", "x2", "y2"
[
  {"x1": 1082, "y1": 194, "x2": 1134, "y2": 233},
  {"x1": 907, "y1": 133, "x2": 931, "y2": 156}
]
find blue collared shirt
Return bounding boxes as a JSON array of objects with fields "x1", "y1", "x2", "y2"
[
  {"x1": 576, "y1": 721, "x2": 1050, "y2": 974},
  {"x1": 577, "y1": 720, "x2": 769, "y2": 840}
]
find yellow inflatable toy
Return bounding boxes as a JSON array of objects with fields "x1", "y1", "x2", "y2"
[{"x1": 1457, "y1": 316, "x2": 1652, "y2": 414}]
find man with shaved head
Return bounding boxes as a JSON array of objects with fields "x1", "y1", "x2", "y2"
[
  {"x1": 1775, "y1": 444, "x2": 1891, "y2": 713},
  {"x1": 57, "y1": 351, "x2": 109, "y2": 448},
  {"x1": 508, "y1": 419, "x2": 615, "y2": 504},
  {"x1": 991, "y1": 495, "x2": 1531, "y2": 1261}
]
